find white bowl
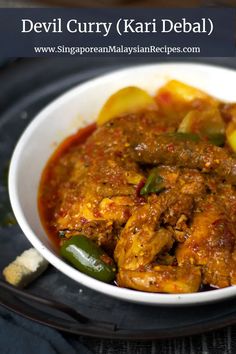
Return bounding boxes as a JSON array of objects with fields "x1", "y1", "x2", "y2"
[{"x1": 9, "y1": 62, "x2": 236, "y2": 306}]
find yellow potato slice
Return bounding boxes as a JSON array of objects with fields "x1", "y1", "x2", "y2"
[
  {"x1": 226, "y1": 120, "x2": 236, "y2": 152},
  {"x1": 97, "y1": 86, "x2": 157, "y2": 126},
  {"x1": 155, "y1": 80, "x2": 219, "y2": 126},
  {"x1": 178, "y1": 108, "x2": 225, "y2": 136},
  {"x1": 157, "y1": 80, "x2": 217, "y2": 104},
  {"x1": 177, "y1": 108, "x2": 225, "y2": 146},
  {"x1": 227, "y1": 130, "x2": 236, "y2": 152}
]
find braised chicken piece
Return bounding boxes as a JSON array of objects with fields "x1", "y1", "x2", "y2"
[
  {"x1": 39, "y1": 81, "x2": 236, "y2": 293},
  {"x1": 49, "y1": 116, "x2": 145, "y2": 252},
  {"x1": 117, "y1": 266, "x2": 201, "y2": 294},
  {"x1": 114, "y1": 167, "x2": 205, "y2": 292},
  {"x1": 132, "y1": 133, "x2": 236, "y2": 184},
  {"x1": 45, "y1": 111, "x2": 182, "y2": 252},
  {"x1": 176, "y1": 194, "x2": 236, "y2": 288}
]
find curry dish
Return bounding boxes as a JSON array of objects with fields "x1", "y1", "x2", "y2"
[{"x1": 39, "y1": 80, "x2": 236, "y2": 294}]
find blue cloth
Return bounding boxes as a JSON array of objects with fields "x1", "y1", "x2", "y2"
[{"x1": 0, "y1": 306, "x2": 92, "y2": 354}]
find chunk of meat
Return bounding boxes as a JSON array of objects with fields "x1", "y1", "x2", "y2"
[
  {"x1": 162, "y1": 194, "x2": 193, "y2": 226},
  {"x1": 114, "y1": 193, "x2": 175, "y2": 270},
  {"x1": 132, "y1": 134, "x2": 236, "y2": 184},
  {"x1": 117, "y1": 265, "x2": 201, "y2": 293},
  {"x1": 176, "y1": 196, "x2": 236, "y2": 287},
  {"x1": 152, "y1": 166, "x2": 206, "y2": 195},
  {"x1": 53, "y1": 117, "x2": 145, "y2": 250},
  {"x1": 99, "y1": 196, "x2": 135, "y2": 224},
  {"x1": 53, "y1": 112, "x2": 185, "y2": 250},
  {"x1": 115, "y1": 168, "x2": 205, "y2": 272},
  {"x1": 216, "y1": 183, "x2": 236, "y2": 224}
]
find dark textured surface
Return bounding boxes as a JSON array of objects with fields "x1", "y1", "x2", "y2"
[{"x1": 1, "y1": 58, "x2": 236, "y2": 351}]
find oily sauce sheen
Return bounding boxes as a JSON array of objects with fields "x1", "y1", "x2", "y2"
[{"x1": 38, "y1": 123, "x2": 96, "y2": 247}]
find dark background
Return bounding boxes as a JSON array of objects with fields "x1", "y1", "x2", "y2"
[{"x1": 0, "y1": 1, "x2": 236, "y2": 353}]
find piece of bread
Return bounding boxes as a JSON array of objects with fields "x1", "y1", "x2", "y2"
[{"x1": 3, "y1": 248, "x2": 49, "y2": 288}]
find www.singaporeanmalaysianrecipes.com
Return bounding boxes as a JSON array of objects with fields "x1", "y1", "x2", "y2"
[{"x1": 33, "y1": 45, "x2": 201, "y2": 55}]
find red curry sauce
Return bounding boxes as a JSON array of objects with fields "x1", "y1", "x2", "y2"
[{"x1": 38, "y1": 123, "x2": 97, "y2": 247}]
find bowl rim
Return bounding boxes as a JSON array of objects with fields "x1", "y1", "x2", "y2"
[{"x1": 9, "y1": 61, "x2": 236, "y2": 306}]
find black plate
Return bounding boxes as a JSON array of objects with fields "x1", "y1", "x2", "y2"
[{"x1": 1, "y1": 57, "x2": 236, "y2": 340}]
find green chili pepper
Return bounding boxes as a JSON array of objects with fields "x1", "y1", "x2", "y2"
[
  {"x1": 207, "y1": 133, "x2": 225, "y2": 147},
  {"x1": 60, "y1": 235, "x2": 116, "y2": 283},
  {"x1": 168, "y1": 132, "x2": 200, "y2": 142},
  {"x1": 177, "y1": 109, "x2": 225, "y2": 146},
  {"x1": 140, "y1": 168, "x2": 165, "y2": 195},
  {"x1": 170, "y1": 132, "x2": 224, "y2": 146}
]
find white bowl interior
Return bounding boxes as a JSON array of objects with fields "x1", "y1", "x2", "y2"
[{"x1": 9, "y1": 63, "x2": 236, "y2": 305}]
